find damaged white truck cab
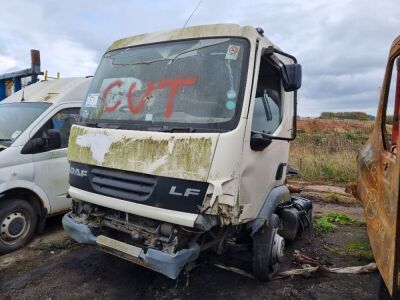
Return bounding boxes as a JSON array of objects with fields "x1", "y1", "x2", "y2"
[{"x1": 63, "y1": 24, "x2": 312, "y2": 280}]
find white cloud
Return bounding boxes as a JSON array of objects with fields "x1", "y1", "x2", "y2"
[
  {"x1": 0, "y1": 0, "x2": 399, "y2": 116},
  {"x1": 40, "y1": 39, "x2": 98, "y2": 77},
  {"x1": 0, "y1": 55, "x2": 17, "y2": 73}
]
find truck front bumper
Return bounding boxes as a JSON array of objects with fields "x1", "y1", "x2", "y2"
[{"x1": 62, "y1": 213, "x2": 200, "y2": 279}]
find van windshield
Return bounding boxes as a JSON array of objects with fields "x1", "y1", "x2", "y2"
[
  {"x1": 80, "y1": 38, "x2": 249, "y2": 131},
  {"x1": 0, "y1": 102, "x2": 51, "y2": 146}
]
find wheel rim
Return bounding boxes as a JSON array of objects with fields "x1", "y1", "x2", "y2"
[
  {"x1": 0, "y1": 211, "x2": 31, "y2": 245},
  {"x1": 271, "y1": 229, "x2": 285, "y2": 265}
]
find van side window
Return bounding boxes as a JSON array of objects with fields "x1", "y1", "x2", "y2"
[
  {"x1": 383, "y1": 56, "x2": 400, "y2": 154},
  {"x1": 251, "y1": 55, "x2": 282, "y2": 134},
  {"x1": 33, "y1": 108, "x2": 80, "y2": 149}
]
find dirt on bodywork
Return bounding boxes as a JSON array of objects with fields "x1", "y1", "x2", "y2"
[{"x1": 0, "y1": 185, "x2": 379, "y2": 299}]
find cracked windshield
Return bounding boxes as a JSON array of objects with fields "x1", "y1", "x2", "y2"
[{"x1": 81, "y1": 38, "x2": 248, "y2": 130}]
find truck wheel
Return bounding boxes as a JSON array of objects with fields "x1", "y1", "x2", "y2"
[
  {"x1": 0, "y1": 199, "x2": 38, "y2": 254},
  {"x1": 252, "y1": 214, "x2": 284, "y2": 281}
]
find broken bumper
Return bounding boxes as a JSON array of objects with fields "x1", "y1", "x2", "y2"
[{"x1": 62, "y1": 213, "x2": 200, "y2": 279}]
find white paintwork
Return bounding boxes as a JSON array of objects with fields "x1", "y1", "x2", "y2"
[
  {"x1": 0, "y1": 78, "x2": 91, "y2": 215},
  {"x1": 238, "y1": 38, "x2": 294, "y2": 222},
  {"x1": 69, "y1": 186, "x2": 198, "y2": 227},
  {"x1": 4, "y1": 77, "x2": 91, "y2": 105}
]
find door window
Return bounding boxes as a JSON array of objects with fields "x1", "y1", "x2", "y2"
[
  {"x1": 251, "y1": 55, "x2": 282, "y2": 134},
  {"x1": 32, "y1": 107, "x2": 80, "y2": 149},
  {"x1": 383, "y1": 56, "x2": 400, "y2": 154}
]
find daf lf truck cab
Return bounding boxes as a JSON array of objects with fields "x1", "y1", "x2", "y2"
[
  {"x1": 63, "y1": 24, "x2": 311, "y2": 280},
  {"x1": 0, "y1": 77, "x2": 91, "y2": 253}
]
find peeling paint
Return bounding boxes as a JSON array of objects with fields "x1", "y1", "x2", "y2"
[
  {"x1": 68, "y1": 125, "x2": 217, "y2": 181},
  {"x1": 76, "y1": 134, "x2": 114, "y2": 163}
]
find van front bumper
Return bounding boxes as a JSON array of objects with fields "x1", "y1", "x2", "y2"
[{"x1": 62, "y1": 213, "x2": 200, "y2": 279}]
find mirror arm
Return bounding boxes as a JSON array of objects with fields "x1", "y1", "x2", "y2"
[
  {"x1": 255, "y1": 131, "x2": 293, "y2": 142},
  {"x1": 264, "y1": 46, "x2": 297, "y2": 64}
]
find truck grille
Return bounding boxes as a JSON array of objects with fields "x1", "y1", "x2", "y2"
[{"x1": 90, "y1": 167, "x2": 157, "y2": 202}]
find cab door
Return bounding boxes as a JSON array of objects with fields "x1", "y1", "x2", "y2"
[
  {"x1": 357, "y1": 37, "x2": 400, "y2": 297},
  {"x1": 30, "y1": 106, "x2": 80, "y2": 214},
  {"x1": 240, "y1": 42, "x2": 296, "y2": 220}
]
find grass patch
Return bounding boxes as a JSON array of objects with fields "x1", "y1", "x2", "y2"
[
  {"x1": 344, "y1": 242, "x2": 373, "y2": 260},
  {"x1": 289, "y1": 146, "x2": 357, "y2": 182},
  {"x1": 325, "y1": 212, "x2": 354, "y2": 225},
  {"x1": 288, "y1": 128, "x2": 370, "y2": 183},
  {"x1": 314, "y1": 212, "x2": 355, "y2": 232},
  {"x1": 46, "y1": 238, "x2": 78, "y2": 251},
  {"x1": 314, "y1": 217, "x2": 336, "y2": 232},
  {"x1": 326, "y1": 241, "x2": 373, "y2": 260},
  {"x1": 322, "y1": 193, "x2": 342, "y2": 203},
  {"x1": 34, "y1": 238, "x2": 79, "y2": 251}
]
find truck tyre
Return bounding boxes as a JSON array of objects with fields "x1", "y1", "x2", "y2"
[
  {"x1": 252, "y1": 214, "x2": 284, "y2": 281},
  {"x1": 0, "y1": 199, "x2": 38, "y2": 254}
]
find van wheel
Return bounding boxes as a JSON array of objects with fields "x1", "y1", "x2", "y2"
[
  {"x1": 252, "y1": 214, "x2": 284, "y2": 281},
  {"x1": 0, "y1": 199, "x2": 37, "y2": 254}
]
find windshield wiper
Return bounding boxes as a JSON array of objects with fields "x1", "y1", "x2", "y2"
[
  {"x1": 0, "y1": 138, "x2": 12, "y2": 142},
  {"x1": 83, "y1": 121, "x2": 120, "y2": 129},
  {"x1": 149, "y1": 125, "x2": 196, "y2": 133}
]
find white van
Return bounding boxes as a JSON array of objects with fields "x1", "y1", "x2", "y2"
[{"x1": 0, "y1": 77, "x2": 91, "y2": 254}]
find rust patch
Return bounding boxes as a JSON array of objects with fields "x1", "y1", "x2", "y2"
[{"x1": 356, "y1": 36, "x2": 400, "y2": 297}]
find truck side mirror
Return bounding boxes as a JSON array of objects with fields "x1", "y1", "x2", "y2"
[
  {"x1": 281, "y1": 64, "x2": 302, "y2": 92},
  {"x1": 47, "y1": 129, "x2": 61, "y2": 149},
  {"x1": 250, "y1": 133, "x2": 272, "y2": 151}
]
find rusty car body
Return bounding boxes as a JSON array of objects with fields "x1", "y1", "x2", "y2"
[{"x1": 357, "y1": 36, "x2": 400, "y2": 298}]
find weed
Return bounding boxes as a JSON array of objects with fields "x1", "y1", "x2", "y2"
[
  {"x1": 34, "y1": 238, "x2": 79, "y2": 251},
  {"x1": 289, "y1": 123, "x2": 371, "y2": 183},
  {"x1": 314, "y1": 217, "x2": 336, "y2": 232},
  {"x1": 344, "y1": 241, "x2": 373, "y2": 260},
  {"x1": 314, "y1": 211, "x2": 355, "y2": 232},
  {"x1": 326, "y1": 241, "x2": 373, "y2": 260},
  {"x1": 323, "y1": 193, "x2": 342, "y2": 203},
  {"x1": 47, "y1": 238, "x2": 79, "y2": 251},
  {"x1": 324, "y1": 212, "x2": 354, "y2": 225},
  {"x1": 289, "y1": 146, "x2": 357, "y2": 182}
]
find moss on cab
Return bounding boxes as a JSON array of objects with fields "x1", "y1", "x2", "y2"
[{"x1": 68, "y1": 125, "x2": 213, "y2": 181}]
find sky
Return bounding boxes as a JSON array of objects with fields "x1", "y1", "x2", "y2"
[{"x1": 0, "y1": 0, "x2": 398, "y2": 117}]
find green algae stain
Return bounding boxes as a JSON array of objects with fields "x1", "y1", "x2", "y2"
[
  {"x1": 170, "y1": 137, "x2": 212, "y2": 174},
  {"x1": 102, "y1": 137, "x2": 213, "y2": 180},
  {"x1": 103, "y1": 138, "x2": 170, "y2": 170},
  {"x1": 68, "y1": 126, "x2": 91, "y2": 162},
  {"x1": 68, "y1": 125, "x2": 214, "y2": 181}
]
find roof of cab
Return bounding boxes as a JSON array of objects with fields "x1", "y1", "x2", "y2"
[
  {"x1": 107, "y1": 24, "x2": 265, "y2": 52},
  {"x1": 3, "y1": 77, "x2": 91, "y2": 104}
]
